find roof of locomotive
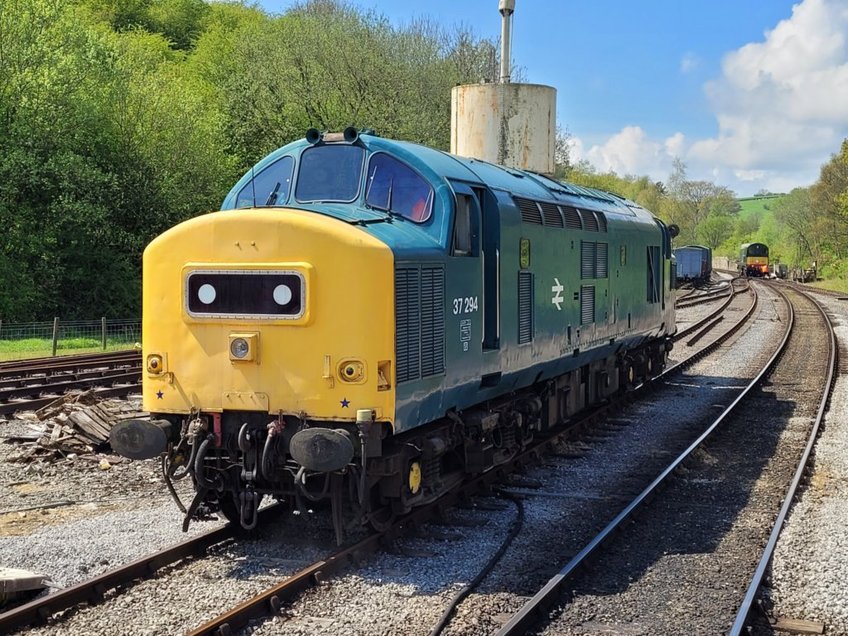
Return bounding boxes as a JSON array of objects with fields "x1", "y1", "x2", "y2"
[{"x1": 221, "y1": 133, "x2": 657, "y2": 223}]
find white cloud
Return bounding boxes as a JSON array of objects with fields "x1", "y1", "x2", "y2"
[
  {"x1": 575, "y1": 0, "x2": 848, "y2": 196},
  {"x1": 578, "y1": 126, "x2": 677, "y2": 178},
  {"x1": 680, "y1": 52, "x2": 700, "y2": 73}
]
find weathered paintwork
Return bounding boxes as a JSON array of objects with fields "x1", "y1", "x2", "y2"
[{"x1": 451, "y1": 82, "x2": 557, "y2": 175}]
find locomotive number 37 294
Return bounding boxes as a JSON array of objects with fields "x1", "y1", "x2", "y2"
[{"x1": 452, "y1": 296, "x2": 479, "y2": 315}]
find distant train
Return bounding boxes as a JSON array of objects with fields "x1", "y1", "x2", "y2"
[
  {"x1": 739, "y1": 243, "x2": 769, "y2": 277},
  {"x1": 111, "y1": 129, "x2": 677, "y2": 541},
  {"x1": 673, "y1": 245, "x2": 712, "y2": 284}
]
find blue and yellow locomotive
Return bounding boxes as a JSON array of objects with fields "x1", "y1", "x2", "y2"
[
  {"x1": 739, "y1": 242, "x2": 769, "y2": 277},
  {"x1": 112, "y1": 129, "x2": 676, "y2": 540}
]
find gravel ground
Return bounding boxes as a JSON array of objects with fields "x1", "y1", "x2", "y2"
[
  {"x1": 764, "y1": 288, "x2": 848, "y2": 634},
  {"x1": 0, "y1": 405, "x2": 218, "y2": 594}
]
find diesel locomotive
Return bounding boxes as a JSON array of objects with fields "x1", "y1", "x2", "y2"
[
  {"x1": 111, "y1": 129, "x2": 677, "y2": 541},
  {"x1": 739, "y1": 242, "x2": 769, "y2": 277}
]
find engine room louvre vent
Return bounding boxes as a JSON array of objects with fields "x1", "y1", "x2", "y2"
[
  {"x1": 596, "y1": 242, "x2": 608, "y2": 278},
  {"x1": 581, "y1": 241, "x2": 596, "y2": 279},
  {"x1": 579, "y1": 209, "x2": 599, "y2": 232},
  {"x1": 581, "y1": 285, "x2": 595, "y2": 325},
  {"x1": 539, "y1": 202, "x2": 564, "y2": 228},
  {"x1": 515, "y1": 197, "x2": 543, "y2": 225},
  {"x1": 395, "y1": 265, "x2": 445, "y2": 384},
  {"x1": 596, "y1": 212, "x2": 608, "y2": 232},
  {"x1": 518, "y1": 271, "x2": 534, "y2": 344},
  {"x1": 420, "y1": 266, "x2": 445, "y2": 377},
  {"x1": 561, "y1": 205, "x2": 582, "y2": 230}
]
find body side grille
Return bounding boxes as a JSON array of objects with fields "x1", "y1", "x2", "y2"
[
  {"x1": 580, "y1": 209, "x2": 599, "y2": 232},
  {"x1": 420, "y1": 266, "x2": 445, "y2": 377},
  {"x1": 539, "y1": 202, "x2": 564, "y2": 227},
  {"x1": 518, "y1": 271, "x2": 534, "y2": 344},
  {"x1": 515, "y1": 197, "x2": 543, "y2": 225},
  {"x1": 581, "y1": 285, "x2": 595, "y2": 325}
]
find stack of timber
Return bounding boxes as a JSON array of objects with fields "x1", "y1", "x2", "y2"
[{"x1": 1, "y1": 390, "x2": 146, "y2": 461}]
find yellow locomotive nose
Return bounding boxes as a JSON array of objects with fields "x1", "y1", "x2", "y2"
[{"x1": 141, "y1": 208, "x2": 395, "y2": 423}]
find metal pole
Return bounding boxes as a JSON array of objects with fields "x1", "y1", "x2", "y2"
[
  {"x1": 499, "y1": 0, "x2": 515, "y2": 83},
  {"x1": 51, "y1": 317, "x2": 59, "y2": 357},
  {"x1": 102, "y1": 317, "x2": 107, "y2": 350}
]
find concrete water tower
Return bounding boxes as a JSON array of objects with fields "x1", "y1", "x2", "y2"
[{"x1": 450, "y1": 0, "x2": 556, "y2": 175}]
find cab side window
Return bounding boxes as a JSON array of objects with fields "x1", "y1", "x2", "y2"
[
  {"x1": 452, "y1": 194, "x2": 477, "y2": 257},
  {"x1": 235, "y1": 156, "x2": 294, "y2": 208},
  {"x1": 365, "y1": 153, "x2": 433, "y2": 222}
]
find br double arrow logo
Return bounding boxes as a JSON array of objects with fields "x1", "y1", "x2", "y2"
[{"x1": 551, "y1": 277, "x2": 564, "y2": 310}]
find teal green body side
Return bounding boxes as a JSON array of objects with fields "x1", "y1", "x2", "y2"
[{"x1": 220, "y1": 134, "x2": 676, "y2": 434}]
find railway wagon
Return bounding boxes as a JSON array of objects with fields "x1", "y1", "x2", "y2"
[
  {"x1": 673, "y1": 245, "x2": 712, "y2": 284},
  {"x1": 111, "y1": 129, "x2": 676, "y2": 541},
  {"x1": 739, "y1": 243, "x2": 769, "y2": 277}
]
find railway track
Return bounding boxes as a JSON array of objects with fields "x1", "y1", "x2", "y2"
[
  {"x1": 493, "y1": 283, "x2": 836, "y2": 635},
  {"x1": 171, "y1": 280, "x2": 768, "y2": 636},
  {"x1": 675, "y1": 280, "x2": 734, "y2": 309},
  {"x1": 0, "y1": 349, "x2": 141, "y2": 416},
  {"x1": 0, "y1": 289, "x2": 761, "y2": 635},
  {"x1": 673, "y1": 276, "x2": 752, "y2": 347}
]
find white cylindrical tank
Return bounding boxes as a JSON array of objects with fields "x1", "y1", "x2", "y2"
[{"x1": 451, "y1": 82, "x2": 556, "y2": 175}]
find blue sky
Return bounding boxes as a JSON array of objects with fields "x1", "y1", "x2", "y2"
[{"x1": 257, "y1": 0, "x2": 848, "y2": 196}]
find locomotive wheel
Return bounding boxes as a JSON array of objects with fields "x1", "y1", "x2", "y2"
[{"x1": 367, "y1": 504, "x2": 396, "y2": 532}]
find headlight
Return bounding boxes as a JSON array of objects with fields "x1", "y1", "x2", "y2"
[
  {"x1": 230, "y1": 338, "x2": 249, "y2": 359},
  {"x1": 228, "y1": 333, "x2": 258, "y2": 362}
]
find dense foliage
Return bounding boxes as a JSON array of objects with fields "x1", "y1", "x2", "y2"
[
  {"x1": 0, "y1": 0, "x2": 498, "y2": 320},
  {"x1": 2, "y1": 0, "x2": 847, "y2": 321}
]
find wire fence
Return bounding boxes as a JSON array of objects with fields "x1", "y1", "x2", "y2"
[{"x1": 0, "y1": 318, "x2": 141, "y2": 362}]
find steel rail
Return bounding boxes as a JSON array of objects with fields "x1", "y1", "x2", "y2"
[
  {"x1": 673, "y1": 277, "x2": 749, "y2": 342},
  {"x1": 0, "y1": 366, "x2": 141, "y2": 391},
  {"x1": 729, "y1": 286, "x2": 837, "y2": 634},
  {"x1": 675, "y1": 285, "x2": 732, "y2": 309},
  {"x1": 494, "y1": 281, "x2": 790, "y2": 636},
  {"x1": 0, "y1": 349, "x2": 139, "y2": 372},
  {"x1": 185, "y1": 286, "x2": 764, "y2": 636},
  {"x1": 0, "y1": 356, "x2": 140, "y2": 382},
  {"x1": 0, "y1": 379, "x2": 142, "y2": 416}
]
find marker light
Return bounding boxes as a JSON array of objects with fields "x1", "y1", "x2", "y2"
[{"x1": 146, "y1": 354, "x2": 164, "y2": 375}]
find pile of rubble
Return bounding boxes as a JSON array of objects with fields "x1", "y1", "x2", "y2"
[{"x1": 1, "y1": 391, "x2": 147, "y2": 463}]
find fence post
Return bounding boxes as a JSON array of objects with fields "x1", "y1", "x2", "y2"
[
  {"x1": 102, "y1": 317, "x2": 107, "y2": 350},
  {"x1": 51, "y1": 317, "x2": 59, "y2": 356},
  {"x1": 0, "y1": 319, "x2": 3, "y2": 339}
]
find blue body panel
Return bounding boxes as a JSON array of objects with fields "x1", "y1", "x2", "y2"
[{"x1": 221, "y1": 134, "x2": 675, "y2": 433}]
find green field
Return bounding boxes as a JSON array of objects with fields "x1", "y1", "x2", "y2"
[
  {"x1": 0, "y1": 337, "x2": 137, "y2": 362},
  {"x1": 736, "y1": 194, "x2": 783, "y2": 221}
]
